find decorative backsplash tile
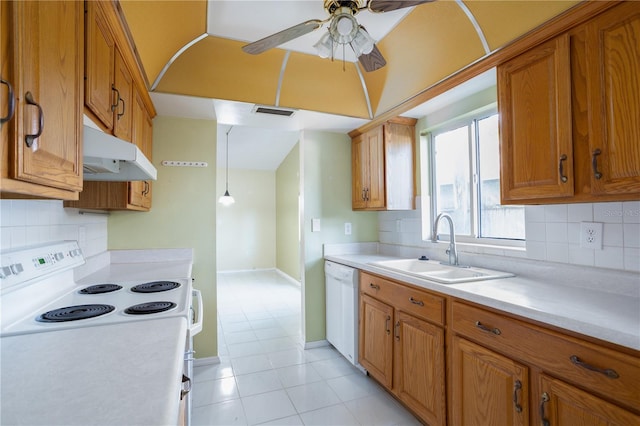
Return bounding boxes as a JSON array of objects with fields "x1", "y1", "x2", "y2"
[
  {"x1": 0, "y1": 200, "x2": 108, "y2": 258},
  {"x1": 379, "y1": 199, "x2": 640, "y2": 272}
]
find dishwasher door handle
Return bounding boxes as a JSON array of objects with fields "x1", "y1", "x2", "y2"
[{"x1": 190, "y1": 289, "x2": 204, "y2": 336}]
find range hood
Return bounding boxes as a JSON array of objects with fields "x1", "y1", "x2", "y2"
[{"x1": 83, "y1": 125, "x2": 157, "y2": 181}]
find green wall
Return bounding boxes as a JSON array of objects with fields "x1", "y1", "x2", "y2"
[
  {"x1": 301, "y1": 130, "x2": 378, "y2": 343},
  {"x1": 276, "y1": 143, "x2": 301, "y2": 281},
  {"x1": 217, "y1": 168, "x2": 276, "y2": 271},
  {"x1": 108, "y1": 116, "x2": 218, "y2": 358}
]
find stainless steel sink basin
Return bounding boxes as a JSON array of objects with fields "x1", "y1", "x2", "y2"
[{"x1": 369, "y1": 258, "x2": 514, "y2": 284}]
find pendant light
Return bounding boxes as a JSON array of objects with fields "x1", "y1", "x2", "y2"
[{"x1": 218, "y1": 126, "x2": 235, "y2": 206}]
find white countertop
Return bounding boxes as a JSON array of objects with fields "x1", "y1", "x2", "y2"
[
  {"x1": 1, "y1": 249, "x2": 194, "y2": 426},
  {"x1": 0, "y1": 317, "x2": 187, "y2": 426},
  {"x1": 325, "y1": 253, "x2": 640, "y2": 351}
]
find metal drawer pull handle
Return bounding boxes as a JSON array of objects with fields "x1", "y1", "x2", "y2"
[
  {"x1": 475, "y1": 321, "x2": 501, "y2": 335},
  {"x1": 362, "y1": 189, "x2": 366, "y2": 201},
  {"x1": 24, "y1": 92, "x2": 44, "y2": 147},
  {"x1": 569, "y1": 355, "x2": 619, "y2": 379},
  {"x1": 409, "y1": 297, "x2": 424, "y2": 306},
  {"x1": 395, "y1": 321, "x2": 400, "y2": 341},
  {"x1": 559, "y1": 154, "x2": 568, "y2": 183},
  {"x1": 540, "y1": 392, "x2": 550, "y2": 426},
  {"x1": 513, "y1": 380, "x2": 523, "y2": 413},
  {"x1": 1, "y1": 79, "x2": 15, "y2": 124},
  {"x1": 385, "y1": 315, "x2": 391, "y2": 335},
  {"x1": 369, "y1": 283, "x2": 380, "y2": 290},
  {"x1": 592, "y1": 149, "x2": 603, "y2": 180}
]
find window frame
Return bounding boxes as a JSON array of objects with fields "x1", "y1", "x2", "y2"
[{"x1": 422, "y1": 107, "x2": 525, "y2": 248}]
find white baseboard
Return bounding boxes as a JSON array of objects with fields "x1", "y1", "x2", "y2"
[
  {"x1": 194, "y1": 356, "x2": 220, "y2": 367},
  {"x1": 303, "y1": 339, "x2": 330, "y2": 350},
  {"x1": 276, "y1": 269, "x2": 301, "y2": 287}
]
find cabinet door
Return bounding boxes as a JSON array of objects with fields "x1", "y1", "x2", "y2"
[
  {"x1": 85, "y1": 1, "x2": 115, "y2": 130},
  {"x1": 359, "y1": 294, "x2": 393, "y2": 388},
  {"x1": 498, "y1": 35, "x2": 574, "y2": 202},
  {"x1": 1, "y1": 0, "x2": 10, "y2": 156},
  {"x1": 352, "y1": 134, "x2": 368, "y2": 209},
  {"x1": 9, "y1": 1, "x2": 82, "y2": 193},
  {"x1": 365, "y1": 126, "x2": 385, "y2": 209},
  {"x1": 113, "y1": 48, "x2": 133, "y2": 142},
  {"x1": 539, "y1": 375, "x2": 640, "y2": 426},
  {"x1": 451, "y1": 336, "x2": 529, "y2": 426},
  {"x1": 585, "y1": 3, "x2": 640, "y2": 195},
  {"x1": 384, "y1": 122, "x2": 415, "y2": 210},
  {"x1": 129, "y1": 89, "x2": 147, "y2": 209},
  {"x1": 394, "y1": 311, "x2": 445, "y2": 426}
]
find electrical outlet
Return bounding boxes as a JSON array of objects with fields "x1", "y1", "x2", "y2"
[
  {"x1": 580, "y1": 222, "x2": 603, "y2": 249},
  {"x1": 344, "y1": 222, "x2": 352, "y2": 235}
]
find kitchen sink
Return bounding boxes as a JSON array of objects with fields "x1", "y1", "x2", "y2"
[{"x1": 369, "y1": 258, "x2": 514, "y2": 284}]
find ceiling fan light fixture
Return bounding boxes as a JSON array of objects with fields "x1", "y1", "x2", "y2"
[
  {"x1": 351, "y1": 26, "x2": 375, "y2": 57},
  {"x1": 329, "y1": 9, "x2": 358, "y2": 44},
  {"x1": 313, "y1": 31, "x2": 334, "y2": 59}
]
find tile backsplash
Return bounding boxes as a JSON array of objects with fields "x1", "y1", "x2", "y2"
[
  {"x1": 380, "y1": 199, "x2": 640, "y2": 272},
  {"x1": 0, "y1": 200, "x2": 108, "y2": 258}
]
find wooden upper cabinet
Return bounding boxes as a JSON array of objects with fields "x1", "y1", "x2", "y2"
[
  {"x1": 85, "y1": 0, "x2": 115, "y2": 130},
  {"x1": 351, "y1": 117, "x2": 416, "y2": 211},
  {"x1": 585, "y1": 3, "x2": 640, "y2": 196},
  {"x1": 113, "y1": 48, "x2": 133, "y2": 142},
  {"x1": 498, "y1": 35, "x2": 574, "y2": 202},
  {"x1": 1, "y1": 0, "x2": 83, "y2": 200},
  {"x1": 498, "y1": 2, "x2": 640, "y2": 204}
]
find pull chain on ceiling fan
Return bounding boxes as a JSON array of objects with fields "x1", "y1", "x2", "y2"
[{"x1": 241, "y1": 0, "x2": 434, "y2": 72}]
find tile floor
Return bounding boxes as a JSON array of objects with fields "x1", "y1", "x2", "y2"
[{"x1": 192, "y1": 270, "x2": 421, "y2": 426}]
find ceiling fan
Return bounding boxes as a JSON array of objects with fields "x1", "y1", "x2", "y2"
[{"x1": 242, "y1": 0, "x2": 434, "y2": 72}]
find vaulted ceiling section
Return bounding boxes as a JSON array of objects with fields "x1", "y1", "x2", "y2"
[{"x1": 120, "y1": 0, "x2": 580, "y2": 120}]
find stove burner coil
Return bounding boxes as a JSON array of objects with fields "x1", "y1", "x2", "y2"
[
  {"x1": 130, "y1": 281, "x2": 181, "y2": 293},
  {"x1": 124, "y1": 301, "x2": 177, "y2": 315},
  {"x1": 36, "y1": 304, "x2": 115, "y2": 322},
  {"x1": 79, "y1": 284, "x2": 123, "y2": 294}
]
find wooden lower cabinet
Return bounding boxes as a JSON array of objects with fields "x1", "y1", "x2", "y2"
[
  {"x1": 451, "y1": 336, "x2": 529, "y2": 426},
  {"x1": 359, "y1": 273, "x2": 446, "y2": 425},
  {"x1": 394, "y1": 311, "x2": 446, "y2": 426},
  {"x1": 539, "y1": 374, "x2": 640, "y2": 426}
]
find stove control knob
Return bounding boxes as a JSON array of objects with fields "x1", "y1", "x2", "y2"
[
  {"x1": 0, "y1": 266, "x2": 12, "y2": 279},
  {"x1": 10, "y1": 263, "x2": 24, "y2": 275},
  {"x1": 54, "y1": 252, "x2": 64, "y2": 261}
]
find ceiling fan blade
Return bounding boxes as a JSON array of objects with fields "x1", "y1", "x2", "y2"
[
  {"x1": 368, "y1": 0, "x2": 434, "y2": 13},
  {"x1": 242, "y1": 19, "x2": 324, "y2": 55},
  {"x1": 358, "y1": 44, "x2": 386, "y2": 72}
]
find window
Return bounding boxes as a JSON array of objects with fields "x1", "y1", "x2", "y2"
[{"x1": 427, "y1": 112, "x2": 525, "y2": 242}]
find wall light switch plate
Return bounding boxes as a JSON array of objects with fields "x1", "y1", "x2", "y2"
[
  {"x1": 580, "y1": 222, "x2": 603, "y2": 250},
  {"x1": 311, "y1": 218, "x2": 321, "y2": 232},
  {"x1": 344, "y1": 222, "x2": 352, "y2": 235}
]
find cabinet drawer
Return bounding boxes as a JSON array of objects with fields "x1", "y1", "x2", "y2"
[
  {"x1": 452, "y1": 301, "x2": 640, "y2": 411},
  {"x1": 360, "y1": 272, "x2": 395, "y2": 301},
  {"x1": 393, "y1": 285, "x2": 444, "y2": 326}
]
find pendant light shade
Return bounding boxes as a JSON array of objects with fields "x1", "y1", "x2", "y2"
[{"x1": 219, "y1": 126, "x2": 235, "y2": 206}]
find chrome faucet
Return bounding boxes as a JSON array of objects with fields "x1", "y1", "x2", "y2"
[{"x1": 432, "y1": 213, "x2": 459, "y2": 266}]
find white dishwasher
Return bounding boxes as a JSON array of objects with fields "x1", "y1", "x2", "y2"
[{"x1": 325, "y1": 260, "x2": 362, "y2": 370}]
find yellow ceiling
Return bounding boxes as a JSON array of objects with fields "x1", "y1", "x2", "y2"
[{"x1": 120, "y1": 0, "x2": 580, "y2": 120}]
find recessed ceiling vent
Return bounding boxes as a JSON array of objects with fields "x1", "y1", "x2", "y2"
[{"x1": 252, "y1": 105, "x2": 296, "y2": 117}]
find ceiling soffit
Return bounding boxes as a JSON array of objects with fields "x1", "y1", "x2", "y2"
[
  {"x1": 122, "y1": 0, "x2": 579, "y2": 120},
  {"x1": 464, "y1": 0, "x2": 582, "y2": 50},
  {"x1": 120, "y1": 0, "x2": 207, "y2": 85}
]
